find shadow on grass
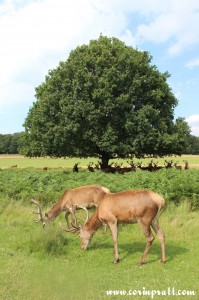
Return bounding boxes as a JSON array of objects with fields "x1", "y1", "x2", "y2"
[{"x1": 89, "y1": 240, "x2": 188, "y2": 264}]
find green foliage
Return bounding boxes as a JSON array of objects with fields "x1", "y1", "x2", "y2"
[
  {"x1": 0, "y1": 132, "x2": 25, "y2": 154},
  {"x1": 0, "y1": 168, "x2": 198, "y2": 210},
  {"x1": 184, "y1": 134, "x2": 199, "y2": 154},
  {"x1": 23, "y1": 35, "x2": 190, "y2": 166}
]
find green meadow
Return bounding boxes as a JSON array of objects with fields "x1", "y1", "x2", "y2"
[
  {"x1": 0, "y1": 157, "x2": 199, "y2": 299},
  {"x1": 0, "y1": 154, "x2": 199, "y2": 169}
]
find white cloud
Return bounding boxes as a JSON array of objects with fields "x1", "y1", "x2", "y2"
[
  {"x1": 186, "y1": 115, "x2": 199, "y2": 136},
  {"x1": 1, "y1": 0, "x2": 198, "y2": 87},
  {"x1": 0, "y1": 0, "x2": 137, "y2": 113},
  {"x1": 186, "y1": 57, "x2": 199, "y2": 69},
  {"x1": 186, "y1": 115, "x2": 199, "y2": 123},
  {"x1": 0, "y1": 0, "x2": 94, "y2": 83},
  {"x1": 0, "y1": 0, "x2": 199, "y2": 87},
  {"x1": 0, "y1": 0, "x2": 135, "y2": 81},
  {"x1": 135, "y1": 0, "x2": 199, "y2": 55},
  {"x1": 0, "y1": 0, "x2": 199, "y2": 134}
]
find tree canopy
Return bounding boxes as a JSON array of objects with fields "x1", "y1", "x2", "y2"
[{"x1": 23, "y1": 35, "x2": 190, "y2": 167}]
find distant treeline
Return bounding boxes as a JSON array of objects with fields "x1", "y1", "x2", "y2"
[
  {"x1": 0, "y1": 132, "x2": 199, "y2": 155},
  {"x1": 187, "y1": 135, "x2": 199, "y2": 154},
  {"x1": 0, "y1": 132, "x2": 25, "y2": 154}
]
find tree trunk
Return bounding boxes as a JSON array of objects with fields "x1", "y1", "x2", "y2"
[{"x1": 100, "y1": 154, "x2": 110, "y2": 169}]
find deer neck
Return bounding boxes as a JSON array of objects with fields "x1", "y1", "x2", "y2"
[
  {"x1": 46, "y1": 201, "x2": 62, "y2": 220},
  {"x1": 84, "y1": 210, "x2": 102, "y2": 234}
]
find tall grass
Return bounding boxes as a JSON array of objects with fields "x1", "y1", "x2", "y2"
[
  {"x1": 0, "y1": 168, "x2": 199, "y2": 209},
  {"x1": 0, "y1": 199, "x2": 199, "y2": 300}
]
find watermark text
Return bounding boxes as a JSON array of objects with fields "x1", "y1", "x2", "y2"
[{"x1": 105, "y1": 287, "x2": 196, "y2": 298}]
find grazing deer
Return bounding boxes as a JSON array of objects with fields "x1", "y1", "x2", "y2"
[
  {"x1": 31, "y1": 185, "x2": 110, "y2": 229},
  {"x1": 66, "y1": 190, "x2": 166, "y2": 265},
  {"x1": 73, "y1": 163, "x2": 79, "y2": 173}
]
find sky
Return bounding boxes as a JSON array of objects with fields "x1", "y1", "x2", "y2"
[{"x1": 0, "y1": 0, "x2": 199, "y2": 136}]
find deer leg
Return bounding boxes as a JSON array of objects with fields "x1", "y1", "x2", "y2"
[
  {"x1": 108, "y1": 222, "x2": 119, "y2": 264},
  {"x1": 103, "y1": 223, "x2": 108, "y2": 234},
  {"x1": 65, "y1": 212, "x2": 71, "y2": 228},
  {"x1": 151, "y1": 220, "x2": 166, "y2": 263},
  {"x1": 70, "y1": 208, "x2": 77, "y2": 226},
  {"x1": 65, "y1": 206, "x2": 77, "y2": 228},
  {"x1": 137, "y1": 221, "x2": 154, "y2": 265}
]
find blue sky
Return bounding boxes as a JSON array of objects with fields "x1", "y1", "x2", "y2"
[{"x1": 0, "y1": 0, "x2": 199, "y2": 136}]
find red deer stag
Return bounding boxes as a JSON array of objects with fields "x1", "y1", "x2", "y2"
[
  {"x1": 100, "y1": 162, "x2": 117, "y2": 173},
  {"x1": 31, "y1": 185, "x2": 110, "y2": 229},
  {"x1": 117, "y1": 161, "x2": 136, "y2": 174},
  {"x1": 67, "y1": 190, "x2": 166, "y2": 265},
  {"x1": 164, "y1": 160, "x2": 174, "y2": 169},
  {"x1": 87, "y1": 162, "x2": 95, "y2": 172}
]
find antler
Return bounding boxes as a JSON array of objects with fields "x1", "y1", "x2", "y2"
[
  {"x1": 78, "y1": 206, "x2": 89, "y2": 225},
  {"x1": 70, "y1": 206, "x2": 89, "y2": 230},
  {"x1": 59, "y1": 205, "x2": 79, "y2": 233},
  {"x1": 60, "y1": 206, "x2": 89, "y2": 233},
  {"x1": 59, "y1": 222, "x2": 79, "y2": 233},
  {"x1": 31, "y1": 198, "x2": 44, "y2": 223}
]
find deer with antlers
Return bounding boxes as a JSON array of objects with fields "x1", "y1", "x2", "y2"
[
  {"x1": 87, "y1": 162, "x2": 95, "y2": 172},
  {"x1": 31, "y1": 185, "x2": 110, "y2": 228},
  {"x1": 63, "y1": 189, "x2": 166, "y2": 265}
]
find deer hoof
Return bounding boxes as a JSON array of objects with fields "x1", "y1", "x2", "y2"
[
  {"x1": 160, "y1": 259, "x2": 166, "y2": 264},
  {"x1": 113, "y1": 258, "x2": 120, "y2": 264},
  {"x1": 137, "y1": 260, "x2": 145, "y2": 266}
]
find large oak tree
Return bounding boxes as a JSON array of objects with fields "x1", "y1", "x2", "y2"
[{"x1": 23, "y1": 35, "x2": 190, "y2": 167}]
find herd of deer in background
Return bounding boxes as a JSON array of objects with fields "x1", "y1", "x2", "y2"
[
  {"x1": 73, "y1": 159, "x2": 189, "y2": 174},
  {"x1": 5, "y1": 159, "x2": 189, "y2": 172}
]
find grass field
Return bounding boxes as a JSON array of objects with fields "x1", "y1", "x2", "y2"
[
  {"x1": 0, "y1": 157, "x2": 199, "y2": 299},
  {"x1": 0, "y1": 201, "x2": 199, "y2": 300},
  {"x1": 0, "y1": 154, "x2": 199, "y2": 169}
]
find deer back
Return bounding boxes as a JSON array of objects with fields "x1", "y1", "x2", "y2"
[
  {"x1": 97, "y1": 190, "x2": 165, "y2": 224},
  {"x1": 60, "y1": 185, "x2": 110, "y2": 208}
]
